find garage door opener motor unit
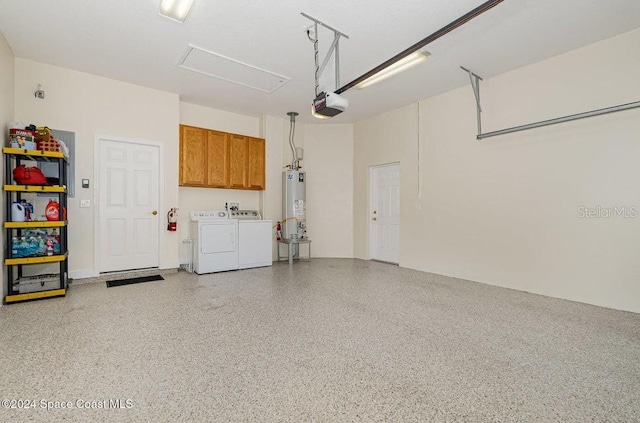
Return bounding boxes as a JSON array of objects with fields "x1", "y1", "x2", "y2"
[{"x1": 312, "y1": 91, "x2": 348, "y2": 117}]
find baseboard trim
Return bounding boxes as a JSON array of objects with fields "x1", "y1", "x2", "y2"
[
  {"x1": 161, "y1": 261, "x2": 181, "y2": 270},
  {"x1": 69, "y1": 269, "x2": 98, "y2": 280}
]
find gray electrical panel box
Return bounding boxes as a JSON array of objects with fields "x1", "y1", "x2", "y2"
[{"x1": 38, "y1": 129, "x2": 75, "y2": 198}]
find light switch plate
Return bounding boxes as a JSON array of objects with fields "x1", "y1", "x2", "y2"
[{"x1": 80, "y1": 200, "x2": 91, "y2": 208}]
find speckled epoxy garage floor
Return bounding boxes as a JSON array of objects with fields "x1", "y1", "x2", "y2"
[{"x1": 1, "y1": 258, "x2": 639, "y2": 422}]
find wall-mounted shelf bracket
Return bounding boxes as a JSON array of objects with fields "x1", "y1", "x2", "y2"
[
  {"x1": 461, "y1": 66, "x2": 483, "y2": 135},
  {"x1": 461, "y1": 67, "x2": 640, "y2": 140}
]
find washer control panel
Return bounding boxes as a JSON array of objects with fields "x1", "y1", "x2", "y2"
[{"x1": 229, "y1": 210, "x2": 261, "y2": 220}]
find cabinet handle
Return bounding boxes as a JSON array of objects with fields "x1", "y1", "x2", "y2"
[{"x1": 152, "y1": 211, "x2": 158, "y2": 215}]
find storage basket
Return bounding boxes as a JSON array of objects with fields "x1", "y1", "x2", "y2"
[
  {"x1": 36, "y1": 127, "x2": 60, "y2": 152},
  {"x1": 12, "y1": 274, "x2": 60, "y2": 294},
  {"x1": 37, "y1": 138, "x2": 60, "y2": 152}
]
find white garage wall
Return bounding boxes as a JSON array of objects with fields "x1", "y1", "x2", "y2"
[
  {"x1": 355, "y1": 28, "x2": 640, "y2": 313},
  {"x1": 260, "y1": 115, "x2": 285, "y2": 260},
  {"x1": 14, "y1": 58, "x2": 180, "y2": 277},
  {"x1": 0, "y1": 32, "x2": 15, "y2": 299},
  {"x1": 303, "y1": 123, "x2": 354, "y2": 257},
  {"x1": 0, "y1": 32, "x2": 14, "y2": 146},
  {"x1": 180, "y1": 102, "x2": 260, "y2": 136},
  {"x1": 353, "y1": 104, "x2": 418, "y2": 260}
]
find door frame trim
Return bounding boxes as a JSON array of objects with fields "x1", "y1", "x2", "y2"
[
  {"x1": 94, "y1": 134, "x2": 165, "y2": 275},
  {"x1": 368, "y1": 162, "x2": 400, "y2": 262}
]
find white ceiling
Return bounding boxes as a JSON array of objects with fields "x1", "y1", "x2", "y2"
[{"x1": 0, "y1": 0, "x2": 639, "y2": 123}]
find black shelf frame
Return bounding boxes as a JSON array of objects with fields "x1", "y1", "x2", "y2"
[{"x1": 4, "y1": 149, "x2": 69, "y2": 303}]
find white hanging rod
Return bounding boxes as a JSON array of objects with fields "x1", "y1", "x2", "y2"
[
  {"x1": 461, "y1": 67, "x2": 640, "y2": 140},
  {"x1": 478, "y1": 101, "x2": 640, "y2": 140}
]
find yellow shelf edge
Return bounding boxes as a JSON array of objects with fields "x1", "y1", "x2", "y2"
[
  {"x1": 5, "y1": 253, "x2": 68, "y2": 265},
  {"x1": 3, "y1": 185, "x2": 66, "y2": 192},
  {"x1": 3, "y1": 147, "x2": 65, "y2": 159},
  {"x1": 4, "y1": 221, "x2": 67, "y2": 228},
  {"x1": 5, "y1": 289, "x2": 66, "y2": 303}
]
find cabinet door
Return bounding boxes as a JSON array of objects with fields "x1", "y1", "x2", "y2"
[
  {"x1": 247, "y1": 137, "x2": 265, "y2": 190},
  {"x1": 206, "y1": 131, "x2": 229, "y2": 187},
  {"x1": 179, "y1": 125, "x2": 207, "y2": 186},
  {"x1": 228, "y1": 134, "x2": 248, "y2": 188}
]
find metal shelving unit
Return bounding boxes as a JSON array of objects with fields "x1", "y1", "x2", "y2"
[{"x1": 3, "y1": 147, "x2": 69, "y2": 303}]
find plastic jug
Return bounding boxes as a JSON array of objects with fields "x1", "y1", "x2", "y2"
[
  {"x1": 45, "y1": 199, "x2": 60, "y2": 221},
  {"x1": 21, "y1": 200, "x2": 33, "y2": 221},
  {"x1": 11, "y1": 202, "x2": 26, "y2": 221}
]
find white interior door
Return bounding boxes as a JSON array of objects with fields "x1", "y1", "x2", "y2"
[
  {"x1": 98, "y1": 138, "x2": 160, "y2": 272},
  {"x1": 370, "y1": 163, "x2": 400, "y2": 264}
]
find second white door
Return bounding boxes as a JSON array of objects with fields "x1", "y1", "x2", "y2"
[
  {"x1": 370, "y1": 163, "x2": 400, "y2": 264},
  {"x1": 98, "y1": 138, "x2": 160, "y2": 272}
]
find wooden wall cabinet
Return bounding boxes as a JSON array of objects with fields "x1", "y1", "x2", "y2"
[
  {"x1": 228, "y1": 133, "x2": 248, "y2": 189},
  {"x1": 180, "y1": 125, "x2": 207, "y2": 186},
  {"x1": 206, "y1": 130, "x2": 229, "y2": 188},
  {"x1": 179, "y1": 125, "x2": 265, "y2": 190},
  {"x1": 247, "y1": 137, "x2": 265, "y2": 189}
]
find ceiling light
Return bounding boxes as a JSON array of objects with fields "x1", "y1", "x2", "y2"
[
  {"x1": 159, "y1": 0, "x2": 194, "y2": 23},
  {"x1": 355, "y1": 50, "x2": 430, "y2": 89}
]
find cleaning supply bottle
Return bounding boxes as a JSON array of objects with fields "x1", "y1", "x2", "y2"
[
  {"x1": 50, "y1": 229, "x2": 61, "y2": 254},
  {"x1": 45, "y1": 199, "x2": 60, "y2": 221},
  {"x1": 20, "y1": 200, "x2": 32, "y2": 221},
  {"x1": 24, "y1": 201, "x2": 34, "y2": 221},
  {"x1": 45, "y1": 237, "x2": 55, "y2": 256}
]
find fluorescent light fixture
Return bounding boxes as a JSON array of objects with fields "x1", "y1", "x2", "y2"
[
  {"x1": 159, "y1": 0, "x2": 194, "y2": 23},
  {"x1": 355, "y1": 50, "x2": 431, "y2": 89}
]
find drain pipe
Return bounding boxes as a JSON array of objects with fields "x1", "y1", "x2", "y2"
[{"x1": 287, "y1": 112, "x2": 300, "y2": 170}]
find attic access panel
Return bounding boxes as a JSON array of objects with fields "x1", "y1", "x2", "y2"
[{"x1": 177, "y1": 44, "x2": 291, "y2": 93}]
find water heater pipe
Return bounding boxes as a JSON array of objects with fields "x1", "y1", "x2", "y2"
[{"x1": 287, "y1": 112, "x2": 300, "y2": 170}]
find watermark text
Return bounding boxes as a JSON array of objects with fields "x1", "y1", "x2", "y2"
[
  {"x1": 1, "y1": 398, "x2": 133, "y2": 411},
  {"x1": 577, "y1": 206, "x2": 638, "y2": 219}
]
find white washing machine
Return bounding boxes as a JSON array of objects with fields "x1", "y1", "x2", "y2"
[
  {"x1": 190, "y1": 211, "x2": 239, "y2": 274},
  {"x1": 229, "y1": 210, "x2": 273, "y2": 269}
]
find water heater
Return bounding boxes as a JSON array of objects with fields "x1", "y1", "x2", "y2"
[{"x1": 282, "y1": 170, "x2": 306, "y2": 240}]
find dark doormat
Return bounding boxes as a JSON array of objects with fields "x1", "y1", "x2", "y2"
[{"x1": 106, "y1": 275, "x2": 164, "y2": 288}]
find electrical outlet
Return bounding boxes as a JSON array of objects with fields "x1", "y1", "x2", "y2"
[{"x1": 80, "y1": 200, "x2": 91, "y2": 208}]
